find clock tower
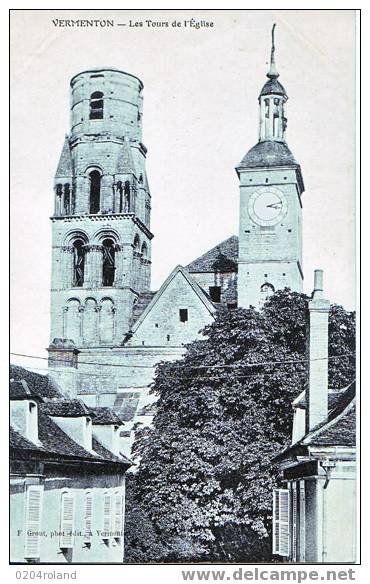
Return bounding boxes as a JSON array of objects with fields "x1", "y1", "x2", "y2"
[{"x1": 236, "y1": 25, "x2": 304, "y2": 309}]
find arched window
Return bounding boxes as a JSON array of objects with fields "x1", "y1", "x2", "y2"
[
  {"x1": 102, "y1": 238, "x2": 115, "y2": 286},
  {"x1": 63, "y1": 183, "x2": 71, "y2": 215},
  {"x1": 133, "y1": 234, "x2": 140, "y2": 250},
  {"x1": 73, "y1": 239, "x2": 85, "y2": 287},
  {"x1": 89, "y1": 91, "x2": 104, "y2": 120},
  {"x1": 260, "y1": 282, "x2": 275, "y2": 302},
  {"x1": 141, "y1": 242, "x2": 148, "y2": 257},
  {"x1": 124, "y1": 181, "x2": 131, "y2": 212},
  {"x1": 89, "y1": 170, "x2": 101, "y2": 214},
  {"x1": 116, "y1": 181, "x2": 123, "y2": 213}
]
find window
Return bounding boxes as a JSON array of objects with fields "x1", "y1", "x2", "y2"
[
  {"x1": 63, "y1": 183, "x2": 71, "y2": 215},
  {"x1": 102, "y1": 238, "x2": 115, "y2": 286},
  {"x1": 89, "y1": 91, "x2": 104, "y2": 120},
  {"x1": 113, "y1": 491, "x2": 124, "y2": 542},
  {"x1": 102, "y1": 492, "x2": 112, "y2": 542},
  {"x1": 141, "y1": 242, "x2": 148, "y2": 257},
  {"x1": 113, "y1": 392, "x2": 140, "y2": 421},
  {"x1": 89, "y1": 170, "x2": 101, "y2": 214},
  {"x1": 24, "y1": 485, "x2": 43, "y2": 560},
  {"x1": 260, "y1": 282, "x2": 275, "y2": 301},
  {"x1": 272, "y1": 488, "x2": 290, "y2": 557},
  {"x1": 124, "y1": 181, "x2": 131, "y2": 212},
  {"x1": 116, "y1": 181, "x2": 123, "y2": 212},
  {"x1": 179, "y1": 309, "x2": 188, "y2": 323},
  {"x1": 84, "y1": 493, "x2": 93, "y2": 546},
  {"x1": 60, "y1": 492, "x2": 75, "y2": 549},
  {"x1": 209, "y1": 286, "x2": 221, "y2": 303},
  {"x1": 72, "y1": 239, "x2": 85, "y2": 287}
]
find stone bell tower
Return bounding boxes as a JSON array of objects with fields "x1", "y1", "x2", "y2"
[
  {"x1": 236, "y1": 26, "x2": 304, "y2": 309},
  {"x1": 48, "y1": 68, "x2": 153, "y2": 359}
]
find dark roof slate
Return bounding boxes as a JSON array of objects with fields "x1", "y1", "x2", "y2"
[
  {"x1": 90, "y1": 407, "x2": 123, "y2": 426},
  {"x1": 10, "y1": 427, "x2": 44, "y2": 452},
  {"x1": 186, "y1": 235, "x2": 238, "y2": 273},
  {"x1": 40, "y1": 399, "x2": 94, "y2": 418},
  {"x1": 10, "y1": 365, "x2": 63, "y2": 399},
  {"x1": 131, "y1": 291, "x2": 157, "y2": 327},
  {"x1": 237, "y1": 141, "x2": 298, "y2": 171},
  {"x1": 260, "y1": 77, "x2": 287, "y2": 97},
  {"x1": 298, "y1": 382, "x2": 356, "y2": 448}
]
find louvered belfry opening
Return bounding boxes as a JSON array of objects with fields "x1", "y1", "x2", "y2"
[
  {"x1": 102, "y1": 238, "x2": 115, "y2": 286},
  {"x1": 73, "y1": 239, "x2": 85, "y2": 287}
]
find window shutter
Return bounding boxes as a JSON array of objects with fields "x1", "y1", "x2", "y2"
[
  {"x1": 24, "y1": 485, "x2": 43, "y2": 559},
  {"x1": 60, "y1": 492, "x2": 75, "y2": 548},
  {"x1": 272, "y1": 489, "x2": 280, "y2": 555},
  {"x1": 273, "y1": 488, "x2": 290, "y2": 557},
  {"x1": 292, "y1": 483, "x2": 297, "y2": 561},
  {"x1": 84, "y1": 493, "x2": 93, "y2": 543},
  {"x1": 279, "y1": 489, "x2": 291, "y2": 557},
  {"x1": 113, "y1": 492, "x2": 123, "y2": 537},
  {"x1": 103, "y1": 493, "x2": 112, "y2": 535}
]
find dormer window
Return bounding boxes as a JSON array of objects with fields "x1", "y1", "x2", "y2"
[{"x1": 89, "y1": 91, "x2": 104, "y2": 120}]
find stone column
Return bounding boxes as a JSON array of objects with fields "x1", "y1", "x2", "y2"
[
  {"x1": 61, "y1": 246, "x2": 74, "y2": 288},
  {"x1": 75, "y1": 175, "x2": 88, "y2": 214},
  {"x1": 84, "y1": 245, "x2": 103, "y2": 288}
]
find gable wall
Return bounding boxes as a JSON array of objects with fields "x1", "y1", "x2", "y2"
[{"x1": 130, "y1": 271, "x2": 214, "y2": 347}]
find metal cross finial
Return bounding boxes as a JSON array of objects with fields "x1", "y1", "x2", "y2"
[{"x1": 268, "y1": 23, "x2": 279, "y2": 78}]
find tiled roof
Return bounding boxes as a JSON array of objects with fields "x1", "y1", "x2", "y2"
[
  {"x1": 237, "y1": 141, "x2": 299, "y2": 171},
  {"x1": 40, "y1": 399, "x2": 94, "y2": 418},
  {"x1": 10, "y1": 427, "x2": 44, "y2": 452},
  {"x1": 260, "y1": 77, "x2": 287, "y2": 97},
  {"x1": 10, "y1": 379, "x2": 38, "y2": 401},
  {"x1": 10, "y1": 365, "x2": 63, "y2": 399},
  {"x1": 37, "y1": 411, "x2": 99, "y2": 460},
  {"x1": 90, "y1": 407, "x2": 123, "y2": 425},
  {"x1": 55, "y1": 137, "x2": 73, "y2": 177},
  {"x1": 131, "y1": 291, "x2": 157, "y2": 327},
  {"x1": 301, "y1": 382, "x2": 356, "y2": 447},
  {"x1": 186, "y1": 235, "x2": 238, "y2": 273},
  {"x1": 92, "y1": 438, "x2": 132, "y2": 466}
]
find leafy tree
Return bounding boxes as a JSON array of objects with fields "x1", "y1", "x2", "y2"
[{"x1": 125, "y1": 289, "x2": 355, "y2": 563}]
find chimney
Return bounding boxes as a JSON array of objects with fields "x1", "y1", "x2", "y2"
[{"x1": 306, "y1": 269, "x2": 330, "y2": 432}]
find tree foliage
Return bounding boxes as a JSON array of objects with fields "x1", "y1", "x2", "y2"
[{"x1": 125, "y1": 289, "x2": 355, "y2": 563}]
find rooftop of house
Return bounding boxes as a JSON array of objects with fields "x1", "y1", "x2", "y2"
[
  {"x1": 10, "y1": 364, "x2": 63, "y2": 400},
  {"x1": 299, "y1": 381, "x2": 356, "y2": 448},
  {"x1": 10, "y1": 366, "x2": 132, "y2": 468},
  {"x1": 274, "y1": 381, "x2": 356, "y2": 464}
]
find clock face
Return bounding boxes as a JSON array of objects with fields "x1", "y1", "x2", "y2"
[{"x1": 248, "y1": 187, "x2": 288, "y2": 226}]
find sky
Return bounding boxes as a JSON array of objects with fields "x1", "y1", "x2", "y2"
[{"x1": 10, "y1": 9, "x2": 356, "y2": 369}]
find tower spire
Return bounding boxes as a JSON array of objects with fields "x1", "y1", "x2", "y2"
[{"x1": 267, "y1": 23, "x2": 279, "y2": 79}]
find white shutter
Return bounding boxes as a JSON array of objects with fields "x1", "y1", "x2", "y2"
[
  {"x1": 113, "y1": 492, "x2": 123, "y2": 537},
  {"x1": 273, "y1": 488, "x2": 291, "y2": 557},
  {"x1": 24, "y1": 485, "x2": 43, "y2": 559},
  {"x1": 299, "y1": 480, "x2": 306, "y2": 561},
  {"x1": 84, "y1": 493, "x2": 93, "y2": 543},
  {"x1": 279, "y1": 489, "x2": 291, "y2": 557},
  {"x1": 272, "y1": 489, "x2": 280, "y2": 555},
  {"x1": 103, "y1": 493, "x2": 112, "y2": 535},
  {"x1": 292, "y1": 483, "x2": 297, "y2": 561},
  {"x1": 60, "y1": 492, "x2": 75, "y2": 548}
]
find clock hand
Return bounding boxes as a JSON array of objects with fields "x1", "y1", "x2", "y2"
[{"x1": 266, "y1": 202, "x2": 282, "y2": 209}]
